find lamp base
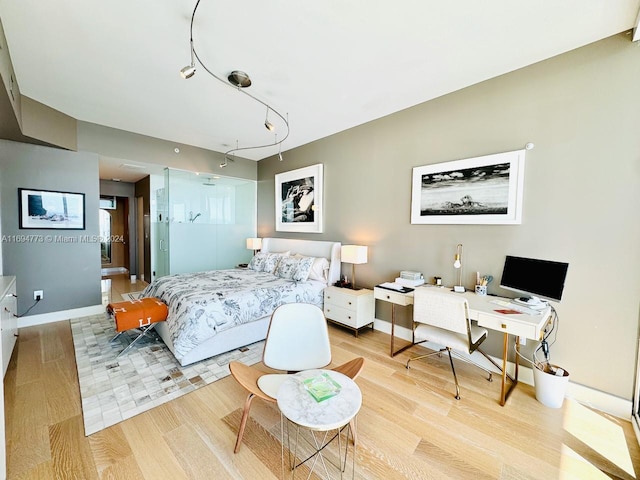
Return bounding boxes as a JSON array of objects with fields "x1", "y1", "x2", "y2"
[{"x1": 453, "y1": 285, "x2": 466, "y2": 293}]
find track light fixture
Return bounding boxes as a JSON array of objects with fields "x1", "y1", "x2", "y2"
[
  {"x1": 180, "y1": 39, "x2": 196, "y2": 79},
  {"x1": 264, "y1": 107, "x2": 274, "y2": 132},
  {"x1": 181, "y1": 0, "x2": 290, "y2": 163}
]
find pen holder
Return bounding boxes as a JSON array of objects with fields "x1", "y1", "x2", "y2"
[{"x1": 475, "y1": 285, "x2": 487, "y2": 296}]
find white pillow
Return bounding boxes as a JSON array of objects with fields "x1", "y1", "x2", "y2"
[{"x1": 293, "y1": 255, "x2": 330, "y2": 283}]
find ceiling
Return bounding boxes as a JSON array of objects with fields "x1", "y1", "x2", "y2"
[{"x1": 1, "y1": 1, "x2": 639, "y2": 168}]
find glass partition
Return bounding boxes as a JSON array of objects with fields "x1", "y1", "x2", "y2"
[{"x1": 152, "y1": 168, "x2": 256, "y2": 277}]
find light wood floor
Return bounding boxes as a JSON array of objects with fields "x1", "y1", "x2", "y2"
[{"x1": 4, "y1": 277, "x2": 640, "y2": 479}]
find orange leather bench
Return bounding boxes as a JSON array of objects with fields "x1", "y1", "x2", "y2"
[{"x1": 107, "y1": 297, "x2": 168, "y2": 356}]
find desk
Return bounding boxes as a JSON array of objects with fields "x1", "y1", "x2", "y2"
[
  {"x1": 374, "y1": 286, "x2": 551, "y2": 406},
  {"x1": 277, "y1": 370, "x2": 362, "y2": 479},
  {"x1": 373, "y1": 287, "x2": 414, "y2": 357}
]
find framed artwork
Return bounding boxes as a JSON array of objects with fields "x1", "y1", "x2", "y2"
[
  {"x1": 410, "y1": 149, "x2": 525, "y2": 225},
  {"x1": 275, "y1": 163, "x2": 323, "y2": 233},
  {"x1": 19, "y1": 188, "x2": 86, "y2": 230}
]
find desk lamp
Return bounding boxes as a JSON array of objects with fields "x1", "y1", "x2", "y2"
[
  {"x1": 453, "y1": 243, "x2": 465, "y2": 292},
  {"x1": 341, "y1": 245, "x2": 368, "y2": 289},
  {"x1": 246, "y1": 238, "x2": 262, "y2": 256}
]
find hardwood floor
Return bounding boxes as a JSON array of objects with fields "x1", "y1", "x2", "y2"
[{"x1": 4, "y1": 281, "x2": 640, "y2": 479}]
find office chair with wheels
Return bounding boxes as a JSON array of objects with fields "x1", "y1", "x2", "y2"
[
  {"x1": 406, "y1": 288, "x2": 495, "y2": 400},
  {"x1": 229, "y1": 302, "x2": 365, "y2": 453}
]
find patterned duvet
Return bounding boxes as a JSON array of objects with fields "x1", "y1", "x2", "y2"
[{"x1": 142, "y1": 268, "x2": 326, "y2": 362}]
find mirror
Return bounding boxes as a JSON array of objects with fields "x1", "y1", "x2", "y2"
[{"x1": 99, "y1": 209, "x2": 111, "y2": 264}]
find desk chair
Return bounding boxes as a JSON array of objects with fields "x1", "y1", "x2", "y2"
[
  {"x1": 229, "y1": 302, "x2": 365, "y2": 453},
  {"x1": 406, "y1": 288, "x2": 494, "y2": 400}
]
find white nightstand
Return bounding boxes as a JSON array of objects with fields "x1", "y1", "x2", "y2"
[{"x1": 324, "y1": 286, "x2": 374, "y2": 337}]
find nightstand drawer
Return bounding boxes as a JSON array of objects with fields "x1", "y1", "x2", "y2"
[
  {"x1": 324, "y1": 305, "x2": 361, "y2": 328},
  {"x1": 373, "y1": 287, "x2": 413, "y2": 306},
  {"x1": 324, "y1": 290, "x2": 358, "y2": 311}
]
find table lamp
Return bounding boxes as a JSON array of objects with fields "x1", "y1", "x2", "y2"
[
  {"x1": 246, "y1": 237, "x2": 262, "y2": 256},
  {"x1": 341, "y1": 245, "x2": 368, "y2": 289},
  {"x1": 453, "y1": 243, "x2": 465, "y2": 292}
]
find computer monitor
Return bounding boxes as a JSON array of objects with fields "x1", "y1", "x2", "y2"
[{"x1": 499, "y1": 255, "x2": 569, "y2": 309}]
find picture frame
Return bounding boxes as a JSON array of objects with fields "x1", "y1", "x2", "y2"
[
  {"x1": 410, "y1": 150, "x2": 525, "y2": 225},
  {"x1": 19, "y1": 188, "x2": 86, "y2": 230},
  {"x1": 275, "y1": 163, "x2": 323, "y2": 233}
]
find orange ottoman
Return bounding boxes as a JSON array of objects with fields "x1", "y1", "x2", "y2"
[{"x1": 107, "y1": 297, "x2": 168, "y2": 356}]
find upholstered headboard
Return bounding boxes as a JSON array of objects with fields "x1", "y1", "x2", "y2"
[{"x1": 261, "y1": 238, "x2": 341, "y2": 285}]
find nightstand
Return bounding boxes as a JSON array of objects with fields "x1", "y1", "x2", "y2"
[{"x1": 323, "y1": 286, "x2": 374, "y2": 337}]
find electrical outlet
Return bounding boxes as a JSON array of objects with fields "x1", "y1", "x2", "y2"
[
  {"x1": 34, "y1": 290, "x2": 43, "y2": 301},
  {"x1": 518, "y1": 336, "x2": 527, "y2": 346}
]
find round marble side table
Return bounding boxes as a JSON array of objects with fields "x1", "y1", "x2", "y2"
[{"x1": 277, "y1": 369, "x2": 362, "y2": 479}]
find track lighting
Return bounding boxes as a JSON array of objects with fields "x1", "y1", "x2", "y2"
[
  {"x1": 180, "y1": 65, "x2": 196, "y2": 79},
  {"x1": 181, "y1": 0, "x2": 290, "y2": 161},
  {"x1": 264, "y1": 107, "x2": 274, "y2": 131},
  {"x1": 180, "y1": 39, "x2": 196, "y2": 79}
]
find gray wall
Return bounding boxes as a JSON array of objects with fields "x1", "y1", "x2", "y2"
[
  {"x1": 0, "y1": 140, "x2": 102, "y2": 315},
  {"x1": 258, "y1": 33, "x2": 640, "y2": 400}
]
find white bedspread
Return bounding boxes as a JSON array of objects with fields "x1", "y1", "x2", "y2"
[{"x1": 142, "y1": 269, "x2": 325, "y2": 362}]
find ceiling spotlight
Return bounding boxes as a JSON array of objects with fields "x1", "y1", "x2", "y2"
[
  {"x1": 265, "y1": 107, "x2": 274, "y2": 131},
  {"x1": 228, "y1": 70, "x2": 252, "y2": 88},
  {"x1": 278, "y1": 140, "x2": 283, "y2": 161},
  {"x1": 180, "y1": 64, "x2": 196, "y2": 79}
]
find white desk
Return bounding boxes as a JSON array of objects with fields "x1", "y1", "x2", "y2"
[
  {"x1": 374, "y1": 285, "x2": 551, "y2": 406},
  {"x1": 277, "y1": 369, "x2": 362, "y2": 479}
]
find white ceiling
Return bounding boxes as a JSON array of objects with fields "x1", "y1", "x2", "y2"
[{"x1": 1, "y1": 0, "x2": 639, "y2": 168}]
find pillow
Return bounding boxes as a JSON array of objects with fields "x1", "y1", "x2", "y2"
[
  {"x1": 274, "y1": 256, "x2": 299, "y2": 280},
  {"x1": 248, "y1": 251, "x2": 268, "y2": 271},
  {"x1": 308, "y1": 257, "x2": 330, "y2": 282},
  {"x1": 292, "y1": 256, "x2": 314, "y2": 282},
  {"x1": 262, "y1": 252, "x2": 289, "y2": 274},
  {"x1": 293, "y1": 254, "x2": 330, "y2": 282},
  {"x1": 275, "y1": 255, "x2": 315, "y2": 282}
]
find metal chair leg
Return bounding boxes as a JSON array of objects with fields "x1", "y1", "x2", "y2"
[
  {"x1": 445, "y1": 348, "x2": 461, "y2": 400},
  {"x1": 406, "y1": 347, "x2": 447, "y2": 369}
]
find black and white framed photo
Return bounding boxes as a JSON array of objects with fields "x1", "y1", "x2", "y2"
[
  {"x1": 275, "y1": 163, "x2": 323, "y2": 233},
  {"x1": 410, "y1": 150, "x2": 525, "y2": 225},
  {"x1": 19, "y1": 188, "x2": 86, "y2": 230}
]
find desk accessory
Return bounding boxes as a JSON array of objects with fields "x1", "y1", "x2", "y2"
[
  {"x1": 303, "y1": 372, "x2": 341, "y2": 402},
  {"x1": 453, "y1": 243, "x2": 465, "y2": 292},
  {"x1": 376, "y1": 282, "x2": 414, "y2": 293}
]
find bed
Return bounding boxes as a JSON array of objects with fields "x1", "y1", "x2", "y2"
[{"x1": 142, "y1": 238, "x2": 341, "y2": 366}]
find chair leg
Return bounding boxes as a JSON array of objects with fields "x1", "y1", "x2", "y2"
[
  {"x1": 234, "y1": 393, "x2": 256, "y2": 454},
  {"x1": 445, "y1": 348, "x2": 461, "y2": 400},
  {"x1": 406, "y1": 347, "x2": 447, "y2": 369},
  {"x1": 450, "y1": 350, "x2": 494, "y2": 382}
]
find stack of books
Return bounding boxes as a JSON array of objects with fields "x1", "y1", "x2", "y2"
[{"x1": 395, "y1": 270, "x2": 425, "y2": 287}]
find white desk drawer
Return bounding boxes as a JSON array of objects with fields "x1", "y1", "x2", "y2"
[
  {"x1": 373, "y1": 288, "x2": 413, "y2": 306},
  {"x1": 477, "y1": 312, "x2": 536, "y2": 339}
]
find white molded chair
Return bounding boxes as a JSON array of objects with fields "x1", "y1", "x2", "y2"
[
  {"x1": 229, "y1": 302, "x2": 365, "y2": 453},
  {"x1": 406, "y1": 288, "x2": 496, "y2": 400}
]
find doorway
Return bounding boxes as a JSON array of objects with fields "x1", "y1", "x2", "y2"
[{"x1": 100, "y1": 196, "x2": 130, "y2": 274}]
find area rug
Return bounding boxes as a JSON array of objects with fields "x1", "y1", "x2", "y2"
[
  {"x1": 70, "y1": 312, "x2": 264, "y2": 436},
  {"x1": 120, "y1": 291, "x2": 145, "y2": 301}
]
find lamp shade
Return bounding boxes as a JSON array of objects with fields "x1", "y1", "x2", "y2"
[
  {"x1": 341, "y1": 245, "x2": 368, "y2": 264},
  {"x1": 246, "y1": 238, "x2": 262, "y2": 250}
]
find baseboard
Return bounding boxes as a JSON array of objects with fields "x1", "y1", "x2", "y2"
[
  {"x1": 373, "y1": 318, "x2": 632, "y2": 420},
  {"x1": 18, "y1": 304, "x2": 105, "y2": 328}
]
